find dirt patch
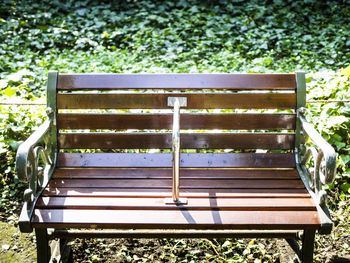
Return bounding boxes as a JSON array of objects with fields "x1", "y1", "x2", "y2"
[
  {"x1": 0, "y1": 222, "x2": 36, "y2": 263},
  {"x1": 71, "y1": 237, "x2": 280, "y2": 262}
]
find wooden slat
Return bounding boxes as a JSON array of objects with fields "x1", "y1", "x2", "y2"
[
  {"x1": 58, "y1": 133, "x2": 295, "y2": 149},
  {"x1": 31, "y1": 209, "x2": 320, "y2": 230},
  {"x1": 57, "y1": 113, "x2": 296, "y2": 130},
  {"x1": 53, "y1": 168, "x2": 299, "y2": 179},
  {"x1": 52, "y1": 229, "x2": 300, "y2": 239},
  {"x1": 36, "y1": 197, "x2": 315, "y2": 211},
  {"x1": 56, "y1": 153, "x2": 296, "y2": 168},
  {"x1": 57, "y1": 74, "x2": 296, "y2": 90},
  {"x1": 57, "y1": 93, "x2": 296, "y2": 109},
  {"x1": 48, "y1": 178, "x2": 304, "y2": 189},
  {"x1": 42, "y1": 187, "x2": 310, "y2": 198}
]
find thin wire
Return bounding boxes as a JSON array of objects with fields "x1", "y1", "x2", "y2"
[
  {"x1": 0, "y1": 101, "x2": 45, "y2": 105},
  {"x1": 307, "y1": 100, "x2": 350, "y2": 103},
  {"x1": 0, "y1": 100, "x2": 349, "y2": 106}
]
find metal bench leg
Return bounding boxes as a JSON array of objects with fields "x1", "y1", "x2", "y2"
[
  {"x1": 301, "y1": 230, "x2": 316, "y2": 263},
  {"x1": 35, "y1": 228, "x2": 50, "y2": 263}
]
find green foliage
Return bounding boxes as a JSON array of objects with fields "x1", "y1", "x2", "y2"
[
  {"x1": 1, "y1": 1, "x2": 349, "y2": 76},
  {"x1": 0, "y1": 105, "x2": 45, "y2": 218},
  {"x1": 307, "y1": 68, "x2": 350, "y2": 198},
  {"x1": 0, "y1": 0, "x2": 349, "y2": 261},
  {"x1": 0, "y1": 0, "x2": 349, "y2": 213}
]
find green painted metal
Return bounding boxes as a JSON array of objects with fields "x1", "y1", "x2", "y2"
[
  {"x1": 296, "y1": 71, "x2": 306, "y2": 108},
  {"x1": 46, "y1": 71, "x2": 58, "y2": 155},
  {"x1": 299, "y1": 114, "x2": 336, "y2": 185},
  {"x1": 16, "y1": 72, "x2": 58, "y2": 233},
  {"x1": 295, "y1": 71, "x2": 306, "y2": 150},
  {"x1": 35, "y1": 228, "x2": 51, "y2": 263},
  {"x1": 301, "y1": 230, "x2": 316, "y2": 263},
  {"x1": 294, "y1": 71, "x2": 335, "y2": 233}
]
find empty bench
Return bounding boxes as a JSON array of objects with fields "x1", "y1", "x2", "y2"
[{"x1": 16, "y1": 72, "x2": 336, "y2": 263}]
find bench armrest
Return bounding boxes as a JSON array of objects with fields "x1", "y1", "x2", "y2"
[
  {"x1": 296, "y1": 108, "x2": 337, "y2": 234},
  {"x1": 16, "y1": 109, "x2": 56, "y2": 232},
  {"x1": 297, "y1": 108, "x2": 336, "y2": 203}
]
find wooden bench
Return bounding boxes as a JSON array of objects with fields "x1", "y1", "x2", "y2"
[{"x1": 16, "y1": 72, "x2": 336, "y2": 263}]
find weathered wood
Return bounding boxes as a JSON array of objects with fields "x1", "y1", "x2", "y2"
[
  {"x1": 58, "y1": 133, "x2": 295, "y2": 149},
  {"x1": 57, "y1": 74, "x2": 296, "y2": 90},
  {"x1": 56, "y1": 153, "x2": 296, "y2": 168},
  {"x1": 36, "y1": 196, "x2": 316, "y2": 211},
  {"x1": 48, "y1": 178, "x2": 304, "y2": 189},
  {"x1": 57, "y1": 93, "x2": 296, "y2": 109},
  {"x1": 31, "y1": 209, "x2": 320, "y2": 230},
  {"x1": 57, "y1": 113, "x2": 296, "y2": 130},
  {"x1": 53, "y1": 168, "x2": 300, "y2": 179}
]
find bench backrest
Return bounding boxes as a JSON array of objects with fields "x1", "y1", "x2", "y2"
[{"x1": 53, "y1": 73, "x2": 300, "y2": 152}]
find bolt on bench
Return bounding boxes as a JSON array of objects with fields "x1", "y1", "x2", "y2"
[{"x1": 16, "y1": 72, "x2": 336, "y2": 263}]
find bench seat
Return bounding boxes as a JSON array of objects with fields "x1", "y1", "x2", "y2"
[{"x1": 32, "y1": 152, "x2": 320, "y2": 230}]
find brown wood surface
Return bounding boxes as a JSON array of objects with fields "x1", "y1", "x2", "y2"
[
  {"x1": 57, "y1": 74, "x2": 296, "y2": 90},
  {"x1": 58, "y1": 133, "x2": 295, "y2": 150},
  {"x1": 53, "y1": 168, "x2": 299, "y2": 179},
  {"x1": 57, "y1": 113, "x2": 296, "y2": 130},
  {"x1": 56, "y1": 153, "x2": 296, "y2": 168},
  {"x1": 36, "y1": 196, "x2": 315, "y2": 211},
  {"x1": 57, "y1": 93, "x2": 296, "y2": 109},
  {"x1": 31, "y1": 209, "x2": 320, "y2": 230},
  {"x1": 48, "y1": 178, "x2": 304, "y2": 189},
  {"x1": 42, "y1": 187, "x2": 310, "y2": 198},
  {"x1": 31, "y1": 73, "x2": 321, "y2": 231}
]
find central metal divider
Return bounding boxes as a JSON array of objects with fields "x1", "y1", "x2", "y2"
[{"x1": 165, "y1": 97, "x2": 188, "y2": 205}]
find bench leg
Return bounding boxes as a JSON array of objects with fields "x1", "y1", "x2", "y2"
[
  {"x1": 60, "y1": 238, "x2": 73, "y2": 263},
  {"x1": 35, "y1": 228, "x2": 50, "y2": 263},
  {"x1": 301, "y1": 230, "x2": 316, "y2": 263}
]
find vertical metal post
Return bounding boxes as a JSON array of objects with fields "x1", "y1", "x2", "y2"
[
  {"x1": 35, "y1": 228, "x2": 51, "y2": 263},
  {"x1": 295, "y1": 71, "x2": 306, "y2": 152},
  {"x1": 47, "y1": 71, "x2": 58, "y2": 150},
  {"x1": 172, "y1": 98, "x2": 181, "y2": 202},
  {"x1": 165, "y1": 97, "x2": 187, "y2": 205},
  {"x1": 301, "y1": 230, "x2": 315, "y2": 263}
]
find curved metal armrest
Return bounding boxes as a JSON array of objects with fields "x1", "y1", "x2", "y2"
[
  {"x1": 299, "y1": 114, "x2": 337, "y2": 185},
  {"x1": 16, "y1": 121, "x2": 51, "y2": 182},
  {"x1": 297, "y1": 110, "x2": 336, "y2": 234},
  {"x1": 16, "y1": 118, "x2": 56, "y2": 232}
]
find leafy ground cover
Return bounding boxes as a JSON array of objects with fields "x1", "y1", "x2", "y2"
[{"x1": 0, "y1": 0, "x2": 349, "y2": 262}]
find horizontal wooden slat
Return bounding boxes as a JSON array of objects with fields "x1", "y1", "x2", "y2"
[
  {"x1": 42, "y1": 187, "x2": 310, "y2": 198},
  {"x1": 48, "y1": 179, "x2": 304, "y2": 189},
  {"x1": 56, "y1": 153, "x2": 296, "y2": 168},
  {"x1": 58, "y1": 133, "x2": 295, "y2": 149},
  {"x1": 36, "y1": 197, "x2": 315, "y2": 211},
  {"x1": 52, "y1": 229, "x2": 300, "y2": 239},
  {"x1": 57, "y1": 74, "x2": 296, "y2": 90},
  {"x1": 53, "y1": 168, "x2": 299, "y2": 179},
  {"x1": 57, "y1": 93, "x2": 296, "y2": 109},
  {"x1": 57, "y1": 113, "x2": 296, "y2": 130},
  {"x1": 31, "y1": 209, "x2": 320, "y2": 230}
]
